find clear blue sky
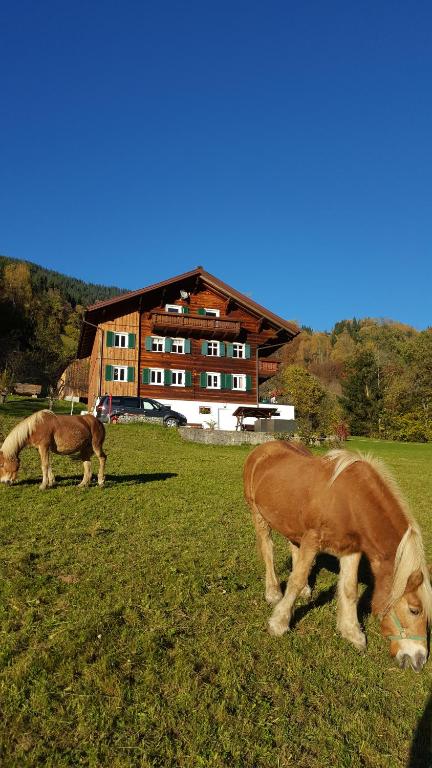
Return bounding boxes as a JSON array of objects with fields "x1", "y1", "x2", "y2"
[{"x1": 1, "y1": 1, "x2": 431, "y2": 330}]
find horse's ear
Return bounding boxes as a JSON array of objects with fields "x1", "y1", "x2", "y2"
[{"x1": 405, "y1": 569, "x2": 424, "y2": 593}]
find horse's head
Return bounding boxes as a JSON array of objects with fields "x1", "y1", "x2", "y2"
[
  {"x1": 0, "y1": 451, "x2": 20, "y2": 484},
  {"x1": 380, "y1": 569, "x2": 428, "y2": 672}
]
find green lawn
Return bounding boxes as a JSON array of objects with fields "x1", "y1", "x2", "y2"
[{"x1": 0, "y1": 399, "x2": 431, "y2": 767}]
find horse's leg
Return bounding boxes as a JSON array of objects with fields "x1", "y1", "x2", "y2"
[
  {"x1": 47, "y1": 456, "x2": 56, "y2": 487},
  {"x1": 38, "y1": 445, "x2": 50, "y2": 490},
  {"x1": 268, "y1": 531, "x2": 317, "y2": 636},
  {"x1": 337, "y1": 552, "x2": 366, "y2": 651},
  {"x1": 93, "y1": 445, "x2": 106, "y2": 487},
  {"x1": 91, "y1": 423, "x2": 106, "y2": 487},
  {"x1": 78, "y1": 447, "x2": 93, "y2": 487},
  {"x1": 290, "y1": 542, "x2": 312, "y2": 600},
  {"x1": 252, "y1": 506, "x2": 282, "y2": 605}
]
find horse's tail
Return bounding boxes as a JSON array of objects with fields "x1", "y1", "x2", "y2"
[{"x1": 1, "y1": 409, "x2": 55, "y2": 459}]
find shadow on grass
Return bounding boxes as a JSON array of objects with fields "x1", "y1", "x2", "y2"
[
  {"x1": 14, "y1": 472, "x2": 178, "y2": 487},
  {"x1": 408, "y1": 692, "x2": 432, "y2": 767}
]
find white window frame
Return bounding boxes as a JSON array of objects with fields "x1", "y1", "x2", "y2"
[
  {"x1": 203, "y1": 308, "x2": 220, "y2": 317},
  {"x1": 232, "y1": 373, "x2": 246, "y2": 391},
  {"x1": 206, "y1": 340, "x2": 220, "y2": 356},
  {"x1": 206, "y1": 372, "x2": 221, "y2": 389},
  {"x1": 171, "y1": 369, "x2": 186, "y2": 387},
  {"x1": 171, "y1": 338, "x2": 185, "y2": 354},
  {"x1": 114, "y1": 332, "x2": 128, "y2": 348},
  {"x1": 232, "y1": 342, "x2": 245, "y2": 359},
  {"x1": 165, "y1": 304, "x2": 182, "y2": 314},
  {"x1": 149, "y1": 368, "x2": 164, "y2": 385},
  {"x1": 113, "y1": 365, "x2": 128, "y2": 382},
  {"x1": 151, "y1": 336, "x2": 165, "y2": 352}
]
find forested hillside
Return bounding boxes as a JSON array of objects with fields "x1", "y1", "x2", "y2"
[
  {"x1": 261, "y1": 319, "x2": 432, "y2": 442},
  {"x1": 0, "y1": 256, "x2": 125, "y2": 395}
]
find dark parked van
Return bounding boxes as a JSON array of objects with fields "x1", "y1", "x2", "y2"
[{"x1": 94, "y1": 395, "x2": 187, "y2": 427}]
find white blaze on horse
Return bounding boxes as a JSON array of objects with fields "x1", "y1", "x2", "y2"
[
  {"x1": 244, "y1": 441, "x2": 432, "y2": 672},
  {"x1": 0, "y1": 410, "x2": 107, "y2": 489}
]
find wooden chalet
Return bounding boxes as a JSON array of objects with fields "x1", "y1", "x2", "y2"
[{"x1": 77, "y1": 267, "x2": 299, "y2": 426}]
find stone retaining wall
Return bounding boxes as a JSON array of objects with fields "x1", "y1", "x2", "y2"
[{"x1": 178, "y1": 428, "x2": 275, "y2": 446}]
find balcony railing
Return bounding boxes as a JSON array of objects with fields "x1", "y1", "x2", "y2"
[
  {"x1": 150, "y1": 311, "x2": 241, "y2": 337},
  {"x1": 258, "y1": 360, "x2": 280, "y2": 377}
]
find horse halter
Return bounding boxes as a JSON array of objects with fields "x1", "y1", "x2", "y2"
[{"x1": 384, "y1": 610, "x2": 428, "y2": 643}]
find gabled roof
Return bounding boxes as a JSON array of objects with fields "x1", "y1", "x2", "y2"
[{"x1": 77, "y1": 267, "x2": 299, "y2": 358}]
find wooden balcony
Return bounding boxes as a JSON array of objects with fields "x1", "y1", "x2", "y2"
[
  {"x1": 258, "y1": 360, "x2": 280, "y2": 378},
  {"x1": 150, "y1": 311, "x2": 241, "y2": 337}
]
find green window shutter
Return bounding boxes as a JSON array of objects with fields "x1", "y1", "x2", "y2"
[
  {"x1": 244, "y1": 344, "x2": 251, "y2": 359},
  {"x1": 105, "y1": 365, "x2": 113, "y2": 381},
  {"x1": 185, "y1": 370, "x2": 192, "y2": 387},
  {"x1": 226, "y1": 343, "x2": 233, "y2": 357},
  {"x1": 182, "y1": 306, "x2": 189, "y2": 314},
  {"x1": 225, "y1": 374, "x2": 233, "y2": 390},
  {"x1": 184, "y1": 339, "x2": 191, "y2": 354},
  {"x1": 246, "y1": 374, "x2": 252, "y2": 391},
  {"x1": 128, "y1": 333, "x2": 136, "y2": 349},
  {"x1": 219, "y1": 342, "x2": 225, "y2": 357},
  {"x1": 201, "y1": 341, "x2": 208, "y2": 355},
  {"x1": 106, "y1": 331, "x2": 114, "y2": 348},
  {"x1": 165, "y1": 337, "x2": 172, "y2": 353},
  {"x1": 197, "y1": 307, "x2": 205, "y2": 315},
  {"x1": 200, "y1": 372, "x2": 207, "y2": 388},
  {"x1": 164, "y1": 369, "x2": 172, "y2": 386},
  {"x1": 145, "y1": 336, "x2": 153, "y2": 352},
  {"x1": 220, "y1": 373, "x2": 226, "y2": 389},
  {"x1": 127, "y1": 366, "x2": 135, "y2": 382},
  {"x1": 142, "y1": 368, "x2": 150, "y2": 384}
]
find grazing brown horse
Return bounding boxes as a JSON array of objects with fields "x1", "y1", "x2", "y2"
[
  {"x1": 0, "y1": 410, "x2": 106, "y2": 489},
  {"x1": 244, "y1": 440, "x2": 432, "y2": 671}
]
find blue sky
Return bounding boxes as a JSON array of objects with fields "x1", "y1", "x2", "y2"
[{"x1": 1, "y1": 1, "x2": 431, "y2": 330}]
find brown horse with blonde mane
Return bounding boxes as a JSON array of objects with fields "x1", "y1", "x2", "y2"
[
  {"x1": 244, "y1": 440, "x2": 432, "y2": 671},
  {"x1": 0, "y1": 410, "x2": 106, "y2": 489}
]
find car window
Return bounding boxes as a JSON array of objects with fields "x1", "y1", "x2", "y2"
[
  {"x1": 122, "y1": 397, "x2": 140, "y2": 409},
  {"x1": 142, "y1": 400, "x2": 156, "y2": 411}
]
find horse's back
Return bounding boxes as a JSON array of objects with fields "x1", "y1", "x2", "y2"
[{"x1": 244, "y1": 440, "x2": 312, "y2": 500}]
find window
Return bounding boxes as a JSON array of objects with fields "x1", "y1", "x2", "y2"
[
  {"x1": 113, "y1": 366, "x2": 128, "y2": 382},
  {"x1": 165, "y1": 304, "x2": 182, "y2": 314},
  {"x1": 171, "y1": 369, "x2": 185, "y2": 386},
  {"x1": 207, "y1": 341, "x2": 220, "y2": 356},
  {"x1": 207, "y1": 372, "x2": 221, "y2": 389},
  {"x1": 114, "y1": 333, "x2": 128, "y2": 348},
  {"x1": 203, "y1": 308, "x2": 220, "y2": 317},
  {"x1": 232, "y1": 343, "x2": 245, "y2": 359},
  {"x1": 232, "y1": 374, "x2": 246, "y2": 391},
  {"x1": 172, "y1": 338, "x2": 185, "y2": 354},
  {"x1": 151, "y1": 337, "x2": 165, "y2": 352},
  {"x1": 149, "y1": 368, "x2": 164, "y2": 385}
]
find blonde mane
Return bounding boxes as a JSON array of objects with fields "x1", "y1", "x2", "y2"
[
  {"x1": 1, "y1": 410, "x2": 54, "y2": 459},
  {"x1": 325, "y1": 448, "x2": 432, "y2": 621}
]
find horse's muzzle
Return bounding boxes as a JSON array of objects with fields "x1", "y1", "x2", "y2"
[{"x1": 397, "y1": 649, "x2": 427, "y2": 672}]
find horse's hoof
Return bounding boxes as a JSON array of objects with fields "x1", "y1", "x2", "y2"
[
  {"x1": 265, "y1": 589, "x2": 283, "y2": 606},
  {"x1": 268, "y1": 616, "x2": 289, "y2": 637},
  {"x1": 39, "y1": 484, "x2": 47, "y2": 491},
  {"x1": 299, "y1": 585, "x2": 312, "y2": 600}
]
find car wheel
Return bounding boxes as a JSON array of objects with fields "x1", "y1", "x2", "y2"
[{"x1": 165, "y1": 417, "x2": 179, "y2": 428}]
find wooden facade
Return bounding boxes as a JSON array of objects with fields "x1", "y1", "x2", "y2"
[{"x1": 77, "y1": 268, "x2": 299, "y2": 409}]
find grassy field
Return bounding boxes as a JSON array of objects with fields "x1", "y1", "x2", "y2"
[{"x1": 0, "y1": 399, "x2": 431, "y2": 767}]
